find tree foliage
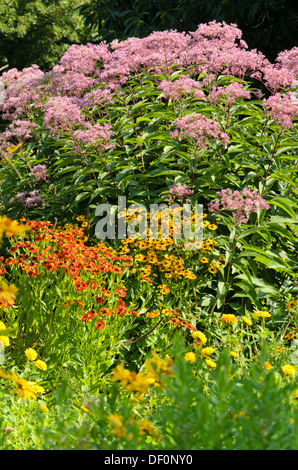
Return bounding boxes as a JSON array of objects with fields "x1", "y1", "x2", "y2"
[
  {"x1": 0, "y1": 0, "x2": 92, "y2": 71},
  {"x1": 79, "y1": 0, "x2": 298, "y2": 61}
]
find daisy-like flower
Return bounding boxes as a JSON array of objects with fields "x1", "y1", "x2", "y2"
[
  {"x1": 221, "y1": 314, "x2": 238, "y2": 325},
  {"x1": 254, "y1": 310, "x2": 271, "y2": 319},
  {"x1": 184, "y1": 352, "x2": 196, "y2": 363},
  {"x1": 205, "y1": 358, "x2": 217, "y2": 368},
  {"x1": 34, "y1": 359, "x2": 47, "y2": 371},
  {"x1": 40, "y1": 404, "x2": 49, "y2": 412},
  {"x1": 201, "y1": 347, "x2": 215, "y2": 357},
  {"x1": 282, "y1": 364, "x2": 296, "y2": 375},
  {"x1": 25, "y1": 348, "x2": 38, "y2": 361},
  {"x1": 242, "y1": 316, "x2": 252, "y2": 326},
  {"x1": 192, "y1": 331, "x2": 207, "y2": 344}
]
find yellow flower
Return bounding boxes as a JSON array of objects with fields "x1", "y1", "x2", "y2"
[
  {"x1": 111, "y1": 364, "x2": 132, "y2": 383},
  {"x1": 242, "y1": 316, "x2": 252, "y2": 326},
  {"x1": 221, "y1": 314, "x2": 238, "y2": 325},
  {"x1": 34, "y1": 360, "x2": 47, "y2": 371},
  {"x1": 208, "y1": 264, "x2": 217, "y2": 274},
  {"x1": 0, "y1": 281, "x2": 18, "y2": 305},
  {"x1": 192, "y1": 331, "x2": 207, "y2": 344},
  {"x1": 200, "y1": 257, "x2": 209, "y2": 263},
  {"x1": 40, "y1": 404, "x2": 49, "y2": 412},
  {"x1": 282, "y1": 364, "x2": 296, "y2": 375},
  {"x1": 0, "y1": 336, "x2": 10, "y2": 346},
  {"x1": 107, "y1": 413, "x2": 125, "y2": 437},
  {"x1": 285, "y1": 330, "x2": 296, "y2": 340},
  {"x1": 0, "y1": 216, "x2": 28, "y2": 238},
  {"x1": 286, "y1": 300, "x2": 298, "y2": 310},
  {"x1": 6, "y1": 143, "x2": 21, "y2": 154},
  {"x1": 264, "y1": 361, "x2": 272, "y2": 370},
  {"x1": 158, "y1": 284, "x2": 170, "y2": 294},
  {"x1": 25, "y1": 348, "x2": 38, "y2": 361},
  {"x1": 230, "y1": 351, "x2": 238, "y2": 358},
  {"x1": 184, "y1": 352, "x2": 196, "y2": 363},
  {"x1": 254, "y1": 310, "x2": 271, "y2": 319},
  {"x1": 0, "y1": 321, "x2": 6, "y2": 331},
  {"x1": 81, "y1": 405, "x2": 90, "y2": 413},
  {"x1": 147, "y1": 310, "x2": 160, "y2": 318},
  {"x1": 1, "y1": 370, "x2": 45, "y2": 400},
  {"x1": 201, "y1": 347, "x2": 215, "y2": 357},
  {"x1": 205, "y1": 359, "x2": 217, "y2": 368}
]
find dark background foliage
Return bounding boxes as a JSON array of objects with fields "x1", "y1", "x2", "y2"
[
  {"x1": 0, "y1": 0, "x2": 297, "y2": 73},
  {"x1": 79, "y1": 0, "x2": 298, "y2": 62}
]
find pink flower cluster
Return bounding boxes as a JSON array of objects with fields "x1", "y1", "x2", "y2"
[
  {"x1": 208, "y1": 187, "x2": 270, "y2": 226},
  {"x1": 9, "y1": 190, "x2": 44, "y2": 208},
  {"x1": 30, "y1": 164, "x2": 49, "y2": 182},
  {"x1": 208, "y1": 81, "x2": 251, "y2": 105},
  {"x1": 0, "y1": 119, "x2": 36, "y2": 149},
  {"x1": 263, "y1": 92, "x2": 298, "y2": 129},
  {"x1": 170, "y1": 113, "x2": 229, "y2": 147},
  {"x1": 158, "y1": 76, "x2": 206, "y2": 101},
  {"x1": 168, "y1": 183, "x2": 194, "y2": 204},
  {"x1": 44, "y1": 96, "x2": 86, "y2": 134},
  {"x1": 73, "y1": 122, "x2": 115, "y2": 149}
]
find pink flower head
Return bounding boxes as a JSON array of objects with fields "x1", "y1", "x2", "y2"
[
  {"x1": 208, "y1": 82, "x2": 250, "y2": 105},
  {"x1": 168, "y1": 183, "x2": 194, "y2": 204},
  {"x1": 170, "y1": 113, "x2": 229, "y2": 147},
  {"x1": 73, "y1": 122, "x2": 115, "y2": 149},
  {"x1": 44, "y1": 96, "x2": 85, "y2": 134},
  {"x1": 158, "y1": 76, "x2": 206, "y2": 101},
  {"x1": 263, "y1": 92, "x2": 298, "y2": 130},
  {"x1": 208, "y1": 187, "x2": 270, "y2": 226},
  {"x1": 30, "y1": 164, "x2": 49, "y2": 182}
]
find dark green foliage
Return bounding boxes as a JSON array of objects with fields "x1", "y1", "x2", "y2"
[
  {"x1": 79, "y1": 0, "x2": 298, "y2": 61},
  {"x1": 0, "y1": 0, "x2": 92, "y2": 71}
]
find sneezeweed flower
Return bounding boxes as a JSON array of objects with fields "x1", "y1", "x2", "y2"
[
  {"x1": 282, "y1": 364, "x2": 296, "y2": 376},
  {"x1": 25, "y1": 348, "x2": 38, "y2": 361},
  {"x1": 221, "y1": 314, "x2": 238, "y2": 325},
  {"x1": 184, "y1": 352, "x2": 196, "y2": 363},
  {"x1": 34, "y1": 359, "x2": 47, "y2": 371}
]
